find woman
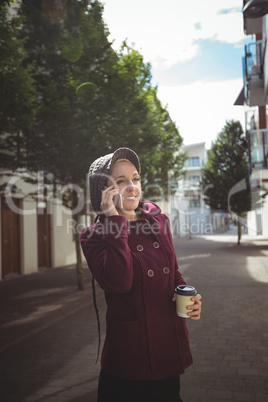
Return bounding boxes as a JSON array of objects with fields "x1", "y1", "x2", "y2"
[{"x1": 80, "y1": 147, "x2": 202, "y2": 402}]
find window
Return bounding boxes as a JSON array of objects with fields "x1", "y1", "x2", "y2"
[
  {"x1": 189, "y1": 195, "x2": 200, "y2": 208},
  {"x1": 189, "y1": 175, "x2": 200, "y2": 185},
  {"x1": 185, "y1": 157, "x2": 200, "y2": 167}
]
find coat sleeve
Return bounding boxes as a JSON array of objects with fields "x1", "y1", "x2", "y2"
[
  {"x1": 80, "y1": 215, "x2": 133, "y2": 293},
  {"x1": 174, "y1": 251, "x2": 187, "y2": 288},
  {"x1": 164, "y1": 215, "x2": 187, "y2": 288}
]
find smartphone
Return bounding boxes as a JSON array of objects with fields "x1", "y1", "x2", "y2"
[
  {"x1": 104, "y1": 187, "x2": 123, "y2": 209},
  {"x1": 113, "y1": 193, "x2": 123, "y2": 209}
]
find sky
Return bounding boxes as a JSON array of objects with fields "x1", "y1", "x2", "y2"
[{"x1": 101, "y1": 0, "x2": 250, "y2": 148}]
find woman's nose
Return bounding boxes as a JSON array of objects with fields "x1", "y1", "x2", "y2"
[{"x1": 126, "y1": 181, "x2": 135, "y2": 190}]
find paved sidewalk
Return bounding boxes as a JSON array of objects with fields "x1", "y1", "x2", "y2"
[
  {"x1": 176, "y1": 230, "x2": 268, "y2": 402},
  {"x1": 0, "y1": 229, "x2": 268, "y2": 402}
]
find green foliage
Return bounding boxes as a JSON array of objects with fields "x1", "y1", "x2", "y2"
[
  {"x1": 1, "y1": 1, "x2": 16, "y2": 7},
  {"x1": 139, "y1": 86, "x2": 186, "y2": 198},
  {"x1": 11, "y1": 0, "x2": 183, "y2": 200},
  {"x1": 202, "y1": 120, "x2": 251, "y2": 215},
  {"x1": 2, "y1": 0, "x2": 184, "y2": 200},
  {"x1": 0, "y1": 1, "x2": 37, "y2": 168},
  {"x1": 19, "y1": 0, "x2": 115, "y2": 186}
]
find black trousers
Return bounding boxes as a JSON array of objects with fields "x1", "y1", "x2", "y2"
[{"x1": 97, "y1": 370, "x2": 183, "y2": 402}]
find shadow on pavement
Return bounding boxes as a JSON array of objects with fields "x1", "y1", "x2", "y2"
[{"x1": 0, "y1": 266, "x2": 104, "y2": 402}]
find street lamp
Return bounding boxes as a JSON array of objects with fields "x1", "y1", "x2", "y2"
[{"x1": 243, "y1": 0, "x2": 268, "y2": 18}]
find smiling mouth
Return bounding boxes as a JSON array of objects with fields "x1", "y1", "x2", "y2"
[{"x1": 124, "y1": 196, "x2": 137, "y2": 200}]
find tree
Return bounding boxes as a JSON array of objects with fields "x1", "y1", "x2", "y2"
[
  {"x1": 2, "y1": 0, "x2": 186, "y2": 289},
  {"x1": 140, "y1": 86, "x2": 186, "y2": 199},
  {"x1": 99, "y1": 42, "x2": 186, "y2": 199},
  {"x1": 0, "y1": 0, "x2": 37, "y2": 169},
  {"x1": 18, "y1": 0, "x2": 121, "y2": 290},
  {"x1": 202, "y1": 120, "x2": 252, "y2": 244}
]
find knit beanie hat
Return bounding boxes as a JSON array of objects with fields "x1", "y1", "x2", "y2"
[{"x1": 88, "y1": 147, "x2": 140, "y2": 215}]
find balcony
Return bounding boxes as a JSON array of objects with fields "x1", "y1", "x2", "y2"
[
  {"x1": 182, "y1": 179, "x2": 201, "y2": 190},
  {"x1": 243, "y1": 0, "x2": 268, "y2": 34},
  {"x1": 244, "y1": 40, "x2": 265, "y2": 106},
  {"x1": 248, "y1": 128, "x2": 268, "y2": 169},
  {"x1": 243, "y1": 5, "x2": 263, "y2": 35}
]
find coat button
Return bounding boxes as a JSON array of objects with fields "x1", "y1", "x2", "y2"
[
  {"x1": 147, "y1": 269, "x2": 154, "y2": 277},
  {"x1": 163, "y1": 267, "x2": 170, "y2": 274},
  {"x1": 137, "y1": 245, "x2": 144, "y2": 251},
  {"x1": 153, "y1": 242, "x2": 160, "y2": 248}
]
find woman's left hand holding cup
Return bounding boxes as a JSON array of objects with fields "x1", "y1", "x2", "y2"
[{"x1": 187, "y1": 294, "x2": 202, "y2": 320}]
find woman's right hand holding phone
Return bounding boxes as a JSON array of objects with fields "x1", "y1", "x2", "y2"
[{"x1": 101, "y1": 185, "x2": 120, "y2": 217}]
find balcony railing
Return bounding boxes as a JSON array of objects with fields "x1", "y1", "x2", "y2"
[
  {"x1": 184, "y1": 157, "x2": 201, "y2": 168},
  {"x1": 244, "y1": 40, "x2": 264, "y2": 82},
  {"x1": 243, "y1": 40, "x2": 266, "y2": 106},
  {"x1": 248, "y1": 129, "x2": 268, "y2": 169}
]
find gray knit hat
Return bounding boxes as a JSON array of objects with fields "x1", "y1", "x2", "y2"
[{"x1": 88, "y1": 147, "x2": 140, "y2": 215}]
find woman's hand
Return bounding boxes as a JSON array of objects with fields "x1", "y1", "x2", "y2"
[
  {"x1": 187, "y1": 294, "x2": 202, "y2": 320},
  {"x1": 100, "y1": 185, "x2": 120, "y2": 217},
  {"x1": 172, "y1": 293, "x2": 202, "y2": 321}
]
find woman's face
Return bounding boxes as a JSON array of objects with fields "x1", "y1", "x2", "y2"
[{"x1": 108, "y1": 161, "x2": 141, "y2": 212}]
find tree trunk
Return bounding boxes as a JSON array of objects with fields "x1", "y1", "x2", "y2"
[
  {"x1": 74, "y1": 214, "x2": 84, "y2": 291},
  {"x1": 237, "y1": 218, "x2": 242, "y2": 245}
]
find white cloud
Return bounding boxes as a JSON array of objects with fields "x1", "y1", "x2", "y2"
[
  {"x1": 102, "y1": 0, "x2": 246, "y2": 147},
  {"x1": 102, "y1": 0, "x2": 245, "y2": 68},
  {"x1": 192, "y1": 12, "x2": 244, "y2": 45},
  {"x1": 157, "y1": 79, "x2": 245, "y2": 147}
]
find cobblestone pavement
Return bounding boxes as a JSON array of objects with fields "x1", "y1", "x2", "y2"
[
  {"x1": 176, "y1": 230, "x2": 268, "y2": 402},
  {"x1": 0, "y1": 229, "x2": 267, "y2": 402}
]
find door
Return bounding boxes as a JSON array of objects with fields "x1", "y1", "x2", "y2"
[
  {"x1": 1, "y1": 198, "x2": 21, "y2": 277},
  {"x1": 37, "y1": 204, "x2": 51, "y2": 268}
]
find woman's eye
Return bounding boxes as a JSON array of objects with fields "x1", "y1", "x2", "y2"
[
  {"x1": 116, "y1": 180, "x2": 124, "y2": 185},
  {"x1": 134, "y1": 177, "x2": 140, "y2": 182}
]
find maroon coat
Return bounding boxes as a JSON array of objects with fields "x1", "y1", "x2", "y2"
[{"x1": 80, "y1": 201, "x2": 193, "y2": 381}]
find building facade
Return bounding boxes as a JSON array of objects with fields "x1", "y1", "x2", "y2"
[
  {"x1": 171, "y1": 142, "x2": 216, "y2": 237},
  {"x1": 235, "y1": 0, "x2": 268, "y2": 236},
  {"x1": 0, "y1": 170, "x2": 90, "y2": 280}
]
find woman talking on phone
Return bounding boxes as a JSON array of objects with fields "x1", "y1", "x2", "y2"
[{"x1": 80, "y1": 147, "x2": 202, "y2": 402}]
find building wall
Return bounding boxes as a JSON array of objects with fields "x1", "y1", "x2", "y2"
[
  {"x1": 171, "y1": 142, "x2": 214, "y2": 237},
  {"x1": 238, "y1": 5, "x2": 268, "y2": 237},
  {"x1": 262, "y1": 194, "x2": 268, "y2": 237},
  {"x1": 264, "y1": 16, "x2": 268, "y2": 100},
  {"x1": 52, "y1": 201, "x2": 77, "y2": 267},
  {"x1": 0, "y1": 171, "x2": 78, "y2": 280},
  {"x1": 21, "y1": 200, "x2": 38, "y2": 275},
  {"x1": 157, "y1": 199, "x2": 171, "y2": 219},
  {"x1": 260, "y1": 172, "x2": 268, "y2": 237},
  {"x1": 183, "y1": 143, "x2": 207, "y2": 166}
]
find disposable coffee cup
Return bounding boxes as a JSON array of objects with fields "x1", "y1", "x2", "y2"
[{"x1": 175, "y1": 285, "x2": 197, "y2": 318}]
